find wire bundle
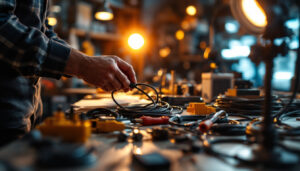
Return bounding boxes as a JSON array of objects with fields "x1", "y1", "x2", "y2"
[
  {"x1": 111, "y1": 83, "x2": 183, "y2": 118},
  {"x1": 214, "y1": 95, "x2": 284, "y2": 116}
]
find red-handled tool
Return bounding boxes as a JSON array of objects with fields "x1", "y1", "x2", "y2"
[
  {"x1": 199, "y1": 110, "x2": 226, "y2": 132},
  {"x1": 134, "y1": 116, "x2": 169, "y2": 126}
]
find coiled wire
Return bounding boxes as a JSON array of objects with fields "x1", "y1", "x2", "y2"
[{"x1": 111, "y1": 83, "x2": 183, "y2": 118}]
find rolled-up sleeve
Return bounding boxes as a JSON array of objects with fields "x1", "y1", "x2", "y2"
[{"x1": 0, "y1": 0, "x2": 71, "y2": 79}]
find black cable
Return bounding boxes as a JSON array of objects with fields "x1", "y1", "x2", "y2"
[
  {"x1": 111, "y1": 83, "x2": 183, "y2": 118},
  {"x1": 85, "y1": 108, "x2": 119, "y2": 119},
  {"x1": 169, "y1": 115, "x2": 207, "y2": 128}
]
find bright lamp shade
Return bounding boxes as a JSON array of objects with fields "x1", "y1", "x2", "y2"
[
  {"x1": 95, "y1": 11, "x2": 114, "y2": 21},
  {"x1": 230, "y1": 0, "x2": 267, "y2": 35}
]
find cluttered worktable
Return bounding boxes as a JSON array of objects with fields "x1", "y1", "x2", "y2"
[{"x1": 0, "y1": 83, "x2": 300, "y2": 171}]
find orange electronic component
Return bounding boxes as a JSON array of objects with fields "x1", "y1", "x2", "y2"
[
  {"x1": 36, "y1": 110, "x2": 91, "y2": 143},
  {"x1": 186, "y1": 102, "x2": 216, "y2": 115},
  {"x1": 90, "y1": 119, "x2": 125, "y2": 133},
  {"x1": 225, "y1": 88, "x2": 260, "y2": 97}
]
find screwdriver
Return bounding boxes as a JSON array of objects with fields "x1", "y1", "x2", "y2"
[
  {"x1": 133, "y1": 116, "x2": 169, "y2": 126},
  {"x1": 199, "y1": 110, "x2": 227, "y2": 132}
]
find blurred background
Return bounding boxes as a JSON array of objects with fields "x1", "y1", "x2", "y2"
[{"x1": 42, "y1": 0, "x2": 299, "y2": 116}]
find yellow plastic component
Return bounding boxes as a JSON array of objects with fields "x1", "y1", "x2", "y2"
[
  {"x1": 36, "y1": 111, "x2": 91, "y2": 143},
  {"x1": 225, "y1": 88, "x2": 237, "y2": 97},
  {"x1": 186, "y1": 102, "x2": 216, "y2": 115},
  {"x1": 90, "y1": 119, "x2": 125, "y2": 133}
]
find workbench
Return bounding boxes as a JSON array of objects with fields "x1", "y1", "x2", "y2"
[{"x1": 0, "y1": 94, "x2": 300, "y2": 171}]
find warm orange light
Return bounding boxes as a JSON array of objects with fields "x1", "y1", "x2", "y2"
[
  {"x1": 95, "y1": 11, "x2": 114, "y2": 21},
  {"x1": 128, "y1": 33, "x2": 145, "y2": 50},
  {"x1": 175, "y1": 30, "x2": 184, "y2": 40},
  {"x1": 204, "y1": 47, "x2": 211, "y2": 59},
  {"x1": 159, "y1": 47, "x2": 171, "y2": 58},
  {"x1": 47, "y1": 17, "x2": 57, "y2": 26},
  {"x1": 181, "y1": 20, "x2": 190, "y2": 30},
  {"x1": 210, "y1": 62, "x2": 217, "y2": 69},
  {"x1": 241, "y1": 0, "x2": 267, "y2": 27},
  {"x1": 186, "y1": 5, "x2": 197, "y2": 16}
]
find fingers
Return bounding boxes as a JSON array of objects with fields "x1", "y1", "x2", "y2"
[
  {"x1": 114, "y1": 67, "x2": 131, "y2": 92},
  {"x1": 114, "y1": 57, "x2": 137, "y2": 84},
  {"x1": 107, "y1": 73, "x2": 122, "y2": 91},
  {"x1": 102, "y1": 82, "x2": 115, "y2": 92}
]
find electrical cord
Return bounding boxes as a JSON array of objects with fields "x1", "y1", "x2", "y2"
[
  {"x1": 111, "y1": 83, "x2": 183, "y2": 118},
  {"x1": 169, "y1": 115, "x2": 207, "y2": 128},
  {"x1": 85, "y1": 108, "x2": 119, "y2": 119}
]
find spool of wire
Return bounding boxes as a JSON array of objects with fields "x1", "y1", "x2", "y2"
[{"x1": 214, "y1": 95, "x2": 283, "y2": 116}]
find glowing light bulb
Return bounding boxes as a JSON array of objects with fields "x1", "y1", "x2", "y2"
[
  {"x1": 95, "y1": 11, "x2": 114, "y2": 21},
  {"x1": 186, "y1": 5, "x2": 197, "y2": 16},
  {"x1": 128, "y1": 33, "x2": 145, "y2": 50},
  {"x1": 47, "y1": 17, "x2": 57, "y2": 26},
  {"x1": 241, "y1": 0, "x2": 267, "y2": 27},
  {"x1": 175, "y1": 30, "x2": 184, "y2": 40}
]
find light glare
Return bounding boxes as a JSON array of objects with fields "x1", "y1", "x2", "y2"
[
  {"x1": 221, "y1": 46, "x2": 250, "y2": 59},
  {"x1": 128, "y1": 33, "x2": 145, "y2": 50},
  {"x1": 175, "y1": 30, "x2": 184, "y2": 40},
  {"x1": 47, "y1": 17, "x2": 57, "y2": 26},
  {"x1": 241, "y1": 0, "x2": 267, "y2": 27},
  {"x1": 159, "y1": 47, "x2": 171, "y2": 58},
  {"x1": 186, "y1": 5, "x2": 197, "y2": 16},
  {"x1": 95, "y1": 11, "x2": 114, "y2": 21}
]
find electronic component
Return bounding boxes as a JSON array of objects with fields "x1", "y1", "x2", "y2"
[
  {"x1": 36, "y1": 109, "x2": 91, "y2": 143},
  {"x1": 90, "y1": 119, "x2": 125, "y2": 133},
  {"x1": 225, "y1": 88, "x2": 260, "y2": 97},
  {"x1": 133, "y1": 116, "x2": 169, "y2": 126},
  {"x1": 117, "y1": 131, "x2": 129, "y2": 142},
  {"x1": 132, "y1": 152, "x2": 170, "y2": 170},
  {"x1": 186, "y1": 102, "x2": 216, "y2": 115},
  {"x1": 151, "y1": 127, "x2": 169, "y2": 141},
  {"x1": 132, "y1": 128, "x2": 143, "y2": 141},
  {"x1": 201, "y1": 73, "x2": 234, "y2": 102},
  {"x1": 161, "y1": 95, "x2": 203, "y2": 106}
]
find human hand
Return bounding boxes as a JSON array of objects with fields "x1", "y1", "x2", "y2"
[{"x1": 65, "y1": 49, "x2": 137, "y2": 92}]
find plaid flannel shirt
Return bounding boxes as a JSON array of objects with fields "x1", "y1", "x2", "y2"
[{"x1": 0, "y1": 0, "x2": 71, "y2": 79}]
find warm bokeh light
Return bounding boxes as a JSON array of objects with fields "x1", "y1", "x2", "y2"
[
  {"x1": 95, "y1": 11, "x2": 114, "y2": 21},
  {"x1": 181, "y1": 20, "x2": 190, "y2": 30},
  {"x1": 133, "y1": 128, "x2": 139, "y2": 134},
  {"x1": 210, "y1": 62, "x2": 217, "y2": 69},
  {"x1": 204, "y1": 47, "x2": 211, "y2": 59},
  {"x1": 134, "y1": 148, "x2": 142, "y2": 155},
  {"x1": 47, "y1": 17, "x2": 57, "y2": 26},
  {"x1": 241, "y1": 0, "x2": 267, "y2": 27},
  {"x1": 159, "y1": 47, "x2": 171, "y2": 58},
  {"x1": 186, "y1": 5, "x2": 197, "y2": 16},
  {"x1": 128, "y1": 33, "x2": 145, "y2": 50},
  {"x1": 175, "y1": 30, "x2": 184, "y2": 40}
]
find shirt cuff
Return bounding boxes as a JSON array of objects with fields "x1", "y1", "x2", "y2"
[{"x1": 40, "y1": 40, "x2": 71, "y2": 79}]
